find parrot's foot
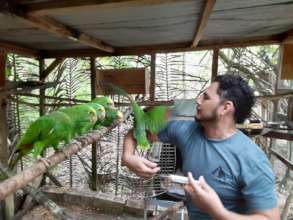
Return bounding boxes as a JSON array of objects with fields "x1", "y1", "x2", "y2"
[
  {"x1": 71, "y1": 140, "x2": 83, "y2": 151},
  {"x1": 38, "y1": 157, "x2": 51, "y2": 168},
  {"x1": 57, "y1": 148, "x2": 71, "y2": 160}
]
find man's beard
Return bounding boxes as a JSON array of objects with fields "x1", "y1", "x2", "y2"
[{"x1": 194, "y1": 105, "x2": 219, "y2": 123}]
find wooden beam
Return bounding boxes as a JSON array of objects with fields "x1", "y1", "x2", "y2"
[
  {"x1": 41, "y1": 34, "x2": 282, "y2": 58},
  {"x1": 20, "y1": 0, "x2": 189, "y2": 15},
  {"x1": 90, "y1": 57, "x2": 97, "y2": 191},
  {"x1": 191, "y1": 0, "x2": 215, "y2": 48},
  {"x1": 0, "y1": 41, "x2": 40, "y2": 58},
  {"x1": 263, "y1": 129, "x2": 293, "y2": 141},
  {"x1": 0, "y1": 53, "x2": 5, "y2": 88},
  {"x1": 270, "y1": 149, "x2": 293, "y2": 170},
  {"x1": 42, "y1": 58, "x2": 64, "y2": 79},
  {"x1": 257, "y1": 92, "x2": 293, "y2": 101},
  {"x1": 39, "y1": 59, "x2": 46, "y2": 116},
  {"x1": 17, "y1": 13, "x2": 114, "y2": 53},
  {"x1": 211, "y1": 48, "x2": 219, "y2": 82},
  {"x1": 283, "y1": 28, "x2": 293, "y2": 43},
  {"x1": 0, "y1": 52, "x2": 14, "y2": 220},
  {"x1": 150, "y1": 54, "x2": 156, "y2": 101}
]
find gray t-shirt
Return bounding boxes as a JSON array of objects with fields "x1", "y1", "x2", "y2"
[{"x1": 158, "y1": 120, "x2": 277, "y2": 220}]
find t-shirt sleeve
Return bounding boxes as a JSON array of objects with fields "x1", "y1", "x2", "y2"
[
  {"x1": 158, "y1": 120, "x2": 180, "y2": 144},
  {"x1": 240, "y1": 158, "x2": 278, "y2": 212}
]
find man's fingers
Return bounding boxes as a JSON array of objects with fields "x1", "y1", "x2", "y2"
[
  {"x1": 199, "y1": 176, "x2": 211, "y2": 191},
  {"x1": 141, "y1": 165, "x2": 160, "y2": 176},
  {"x1": 187, "y1": 172, "x2": 198, "y2": 188},
  {"x1": 142, "y1": 158, "x2": 158, "y2": 168},
  {"x1": 184, "y1": 185, "x2": 194, "y2": 195}
]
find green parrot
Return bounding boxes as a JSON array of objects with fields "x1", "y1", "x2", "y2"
[
  {"x1": 59, "y1": 104, "x2": 97, "y2": 136},
  {"x1": 91, "y1": 95, "x2": 123, "y2": 127},
  {"x1": 106, "y1": 84, "x2": 170, "y2": 151},
  {"x1": 9, "y1": 111, "x2": 75, "y2": 168},
  {"x1": 84, "y1": 102, "x2": 106, "y2": 128},
  {"x1": 100, "y1": 108, "x2": 124, "y2": 127},
  {"x1": 91, "y1": 95, "x2": 115, "y2": 110}
]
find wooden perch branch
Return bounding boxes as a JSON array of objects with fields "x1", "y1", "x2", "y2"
[
  {"x1": 0, "y1": 122, "x2": 120, "y2": 201},
  {"x1": 0, "y1": 163, "x2": 71, "y2": 220}
]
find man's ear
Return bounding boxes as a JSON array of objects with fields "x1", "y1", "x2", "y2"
[{"x1": 221, "y1": 100, "x2": 234, "y2": 115}]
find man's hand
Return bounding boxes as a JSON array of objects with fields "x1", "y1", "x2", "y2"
[
  {"x1": 184, "y1": 172, "x2": 226, "y2": 218},
  {"x1": 122, "y1": 154, "x2": 160, "y2": 178}
]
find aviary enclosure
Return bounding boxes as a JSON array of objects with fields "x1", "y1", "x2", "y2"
[{"x1": 0, "y1": 0, "x2": 292, "y2": 219}]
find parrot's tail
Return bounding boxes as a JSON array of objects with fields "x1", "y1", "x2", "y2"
[{"x1": 101, "y1": 82, "x2": 136, "y2": 104}]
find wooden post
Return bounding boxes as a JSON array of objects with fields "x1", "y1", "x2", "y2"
[
  {"x1": 211, "y1": 48, "x2": 219, "y2": 82},
  {"x1": 0, "y1": 52, "x2": 14, "y2": 219},
  {"x1": 90, "y1": 57, "x2": 97, "y2": 191},
  {"x1": 39, "y1": 59, "x2": 47, "y2": 187},
  {"x1": 39, "y1": 59, "x2": 45, "y2": 116},
  {"x1": 150, "y1": 54, "x2": 156, "y2": 101}
]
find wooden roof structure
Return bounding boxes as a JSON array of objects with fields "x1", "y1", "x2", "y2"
[{"x1": 0, "y1": 0, "x2": 293, "y2": 58}]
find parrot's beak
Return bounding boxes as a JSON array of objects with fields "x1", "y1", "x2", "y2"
[{"x1": 98, "y1": 108, "x2": 106, "y2": 121}]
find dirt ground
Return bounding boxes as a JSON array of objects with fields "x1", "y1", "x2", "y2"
[{"x1": 21, "y1": 205, "x2": 143, "y2": 220}]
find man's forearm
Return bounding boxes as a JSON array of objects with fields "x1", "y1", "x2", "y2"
[
  {"x1": 213, "y1": 207, "x2": 280, "y2": 220},
  {"x1": 121, "y1": 130, "x2": 136, "y2": 165}
]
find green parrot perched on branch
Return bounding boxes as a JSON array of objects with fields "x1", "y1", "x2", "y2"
[
  {"x1": 91, "y1": 95, "x2": 115, "y2": 110},
  {"x1": 91, "y1": 95, "x2": 124, "y2": 127},
  {"x1": 84, "y1": 102, "x2": 106, "y2": 129},
  {"x1": 106, "y1": 83, "x2": 170, "y2": 151},
  {"x1": 8, "y1": 111, "x2": 75, "y2": 168},
  {"x1": 58, "y1": 104, "x2": 98, "y2": 136}
]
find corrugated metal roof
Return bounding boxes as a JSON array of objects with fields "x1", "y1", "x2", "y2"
[{"x1": 0, "y1": 0, "x2": 292, "y2": 56}]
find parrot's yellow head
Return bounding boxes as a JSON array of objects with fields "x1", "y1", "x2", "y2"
[
  {"x1": 97, "y1": 106, "x2": 106, "y2": 121},
  {"x1": 116, "y1": 110, "x2": 124, "y2": 122},
  {"x1": 89, "y1": 109, "x2": 97, "y2": 124}
]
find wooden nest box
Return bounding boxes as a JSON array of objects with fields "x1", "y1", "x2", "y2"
[{"x1": 96, "y1": 68, "x2": 150, "y2": 95}]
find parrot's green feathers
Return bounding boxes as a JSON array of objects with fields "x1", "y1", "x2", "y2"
[
  {"x1": 145, "y1": 106, "x2": 169, "y2": 134},
  {"x1": 59, "y1": 104, "x2": 97, "y2": 136},
  {"x1": 9, "y1": 111, "x2": 75, "y2": 168},
  {"x1": 100, "y1": 108, "x2": 123, "y2": 127},
  {"x1": 85, "y1": 102, "x2": 106, "y2": 123},
  {"x1": 92, "y1": 95, "x2": 115, "y2": 110}
]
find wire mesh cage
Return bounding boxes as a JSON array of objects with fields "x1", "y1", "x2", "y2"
[{"x1": 120, "y1": 142, "x2": 177, "y2": 199}]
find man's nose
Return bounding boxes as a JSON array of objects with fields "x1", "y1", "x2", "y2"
[{"x1": 196, "y1": 96, "x2": 201, "y2": 105}]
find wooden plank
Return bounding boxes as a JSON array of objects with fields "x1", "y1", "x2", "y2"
[
  {"x1": 17, "y1": 13, "x2": 114, "y2": 53},
  {"x1": 280, "y1": 43, "x2": 293, "y2": 80},
  {"x1": 0, "y1": 41, "x2": 40, "y2": 58},
  {"x1": 21, "y1": 0, "x2": 191, "y2": 14},
  {"x1": 42, "y1": 58, "x2": 64, "y2": 79},
  {"x1": 41, "y1": 34, "x2": 282, "y2": 58},
  {"x1": 98, "y1": 68, "x2": 147, "y2": 94},
  {"x1": 211, "y1": 48, "x2": 218, "y2": 81},
  {"x1": 191, "y1": 0, "x2": 216, "y2": 48}
]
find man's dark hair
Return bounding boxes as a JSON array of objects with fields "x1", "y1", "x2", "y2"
[{"x1": 214, "y1": 74, "x2": 255, "y2": 123}]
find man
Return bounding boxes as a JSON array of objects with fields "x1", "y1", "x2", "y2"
[{"x1": 122, "y1": 74, "x2": 280, "y2": 219}]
